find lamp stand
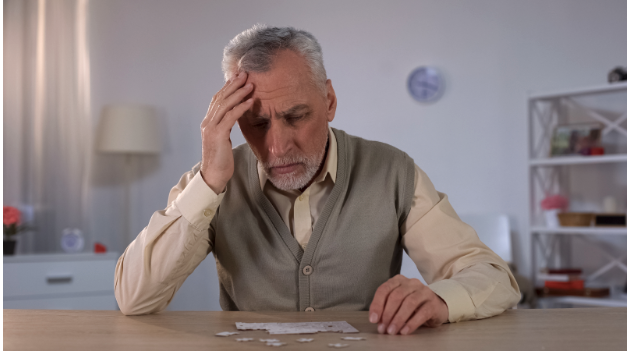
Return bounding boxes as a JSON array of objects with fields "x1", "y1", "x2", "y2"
[{"x1": 124, "y1": 154, "x2": 132, "y2": 246}]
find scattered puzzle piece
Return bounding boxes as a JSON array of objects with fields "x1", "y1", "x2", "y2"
[
  {"x1": 215, "y1": 331, "x2": 239, "y2": 337},
  {"x1": 342, "y1": 336, "x2": 365, "y2": 341},
  {"x1": 296, "y1": 338, "x2": 314, "y2": 343},
  {"x1": 235, "y1": 338, "x2": 254, "y2": 342},
  {"x1": 266, "y1": 342, "x2": 286, "y2": 347},
  {"x1": 329, "y1": 343, "x2": 349, "y2": 348},
  {"x1": 259, "y1": 338, "x2": 279, "y2": 343}
]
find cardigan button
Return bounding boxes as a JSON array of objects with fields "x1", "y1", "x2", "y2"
[
  {"x1": 302, "y1": 265, "x2": 313, "y2": 275},
  {"x1": 305, "y1": 307, "x2": 315, "y2": 312}
]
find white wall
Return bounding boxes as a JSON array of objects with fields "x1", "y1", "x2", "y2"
[{"x1": 87, "y1": 0, "x2": 627, "y2": 310}]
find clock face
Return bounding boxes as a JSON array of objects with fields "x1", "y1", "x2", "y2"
[
  {"x1": 407, "y1": 66, "x2": 444, "y2": 103},
  {"x1": 61, "y1": 228, "x2": 84, "y2": 253}
]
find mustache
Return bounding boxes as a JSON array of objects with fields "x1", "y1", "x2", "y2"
[{"x1": 263, "y1": 154, "x2": 314, "y2": 169}]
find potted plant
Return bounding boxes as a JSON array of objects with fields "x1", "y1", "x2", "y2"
[{"x1": 4, "y1": 206, "x2": 25, "y2": 255}]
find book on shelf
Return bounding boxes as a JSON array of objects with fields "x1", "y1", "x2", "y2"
[
  {"x1": 541, "y1": 268, "x2": 583, "y2": 275},
  {"x1": 536, "y1": 287, "x2": 610, "y2": 298},
  {"x1": 539, "y1": 268, "x2": 587, "y2": 292},
  {"x1": 537, "y1": 272, "x2": 582, "y2": 282},
  {"x1": 544, "y1": 279, "x2": 584, "y2": 290}
]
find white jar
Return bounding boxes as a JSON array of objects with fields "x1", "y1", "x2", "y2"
[
  {"x1": 544, "y1": 209, "x2": 561, "y2": 228},
  {"x1": 602, "y1": 196, "x2": 618, "y2": 213}
]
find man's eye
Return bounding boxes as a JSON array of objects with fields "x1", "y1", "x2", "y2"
[
  {"x1": 286, "y1": 115, "x2": 304, "y2": 123},
  {"x1": 253, "y1": 121, "x2": 269, "y2": 129}
]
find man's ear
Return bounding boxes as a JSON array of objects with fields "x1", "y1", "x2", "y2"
[{"x1": 325, "y1": 79, "x2": 337, "y2": 123}]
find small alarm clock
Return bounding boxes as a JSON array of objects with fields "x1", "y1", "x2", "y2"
[
  {"x1": 61, "y1": 228, "x2": 85, "y2": 253},
  {"x1": 407, "y1": 66, "x2": 445, "y2": 103}
]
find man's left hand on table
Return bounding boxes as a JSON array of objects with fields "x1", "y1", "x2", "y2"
[{"x1": 369, "y1": 274, "x2": 449, "y2": 335}]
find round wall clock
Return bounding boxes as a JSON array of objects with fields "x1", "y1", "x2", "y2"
[{"x1": 407, "y1": 66, "x2": 445, "y2": 103}]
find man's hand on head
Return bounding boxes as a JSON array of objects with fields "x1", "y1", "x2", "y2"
[
  {"x1": 369, "y1": 274, "x2": 449, "y2": 335},
  {"x1": 200, "y1": 71, "x2": 254, "y2": 194}
]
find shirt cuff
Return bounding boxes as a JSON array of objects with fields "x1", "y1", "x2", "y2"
[
  {"x1": 429, "y1": 279, "x2": 476, "y2": 323},
  {"x1": 174, "y1": 171, "x2": 224, "y2": 230}
]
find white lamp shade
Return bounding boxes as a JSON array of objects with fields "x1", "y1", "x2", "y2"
[{"x1": 97, "y1": 105, "x2": 161, "y2": 154}]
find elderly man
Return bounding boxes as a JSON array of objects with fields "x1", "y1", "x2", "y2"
[{"x1": 114, "y1": 25, "x2": 520, "y2": 336}]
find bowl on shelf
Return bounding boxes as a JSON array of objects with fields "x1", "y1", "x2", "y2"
[{"x1": 557, "y1": 212, "x2": 595, "y2": 227}]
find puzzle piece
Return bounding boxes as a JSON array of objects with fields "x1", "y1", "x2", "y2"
[
  {"x1": 235, "y1": 338, "x2": 254, "y2": 342},
  {"x1": 342, "y1": 336, "x2": 365, "y2": 341},
  {"x1": 259, "y1": 338, "x2": 281, "y2": 343},
  {"x1": 296, "y1": 338, "x2": 314, "y2": 343},
  {"x1": 266, "y1": 342, "x2": 286, "y2": 347},
  {"x1": 215, "y1": 331, "x2": 239, "y2": 337},
  {"x1": 329, "y1": 343, "x2": 349, "y2": 348}
]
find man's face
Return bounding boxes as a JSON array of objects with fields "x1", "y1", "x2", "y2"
[{"x1": 238, "y1": 50, "x2": 337, "y2": 191}]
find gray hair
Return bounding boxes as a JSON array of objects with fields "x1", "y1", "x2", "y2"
[{"x1": 222, "y1": 24, "x2": 327, "y2": 93}]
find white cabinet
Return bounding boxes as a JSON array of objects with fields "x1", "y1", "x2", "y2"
[
  {"x1": 528, "y1": 82, "x2": 627, "y2": 308},
  {"x1": 3, "y1": 252, "x2": 119, "y2": 310}
]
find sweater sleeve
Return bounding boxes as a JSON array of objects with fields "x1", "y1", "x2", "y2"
[
  {"x1": 114, "y1": 169, "x2": 224, "y2": 315},
  {"x1": 400, "y1": 164, "x2": 521, "y2": 322}
]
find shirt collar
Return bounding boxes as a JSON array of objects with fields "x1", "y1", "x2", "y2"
[{"x1": 257, "y1": 126, "x2": 337, "y2": 190}]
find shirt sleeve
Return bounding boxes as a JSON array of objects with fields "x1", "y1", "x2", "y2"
[
  {"x1": 401, "y1": 164, "x2": 521, "y2": 323},
  {"x1": 114, "y1": 168, "x2": 224, "y2": 315}
]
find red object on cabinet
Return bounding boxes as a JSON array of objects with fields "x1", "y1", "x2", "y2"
[{"x1": 94, "y1": 242, "x2": 107, "y2": 253}]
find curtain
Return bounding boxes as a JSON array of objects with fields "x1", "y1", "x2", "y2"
[{"x1": 3, "y1": 0, "x2": 92, "y2": 253}]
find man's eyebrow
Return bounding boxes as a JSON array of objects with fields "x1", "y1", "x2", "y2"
[
  {"x1": 244, "y1": 104, "x2": 311, "y2": 120},
  {"x1": 244, "y1": 111, "x2": 269, "y2": 120},
  {"x1": 278, "y1": 104, "x2": 311, "y2": 117}
]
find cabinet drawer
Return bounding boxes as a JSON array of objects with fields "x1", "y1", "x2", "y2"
[
  {"x1": 3, "y1": 294, "x2": 117, "y2": 310},
  {"x1": 3, "y1": 259, "x2": 116, "y2": 298}
]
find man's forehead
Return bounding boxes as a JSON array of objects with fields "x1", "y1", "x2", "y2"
[
  {"x1": 241, "y1": 51, "x2": 319, "y2": 119},
  {"x1": 244, "y1": 50, "x2": 317, "y2": 94},
  {"x1": 245, "y1": 70, "x2": 308, "y2": 96}
]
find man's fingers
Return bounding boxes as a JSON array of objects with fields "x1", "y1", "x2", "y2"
[
  {"x1": 378, "y1": 285, "x2": 415, "y2": 333},
  {"x1": 206, "y1": 82, "x2": 253, "y2": 128},
  {"x1": 202, "y1": 72, "x2": 249, "y2": 128},
  {"x1": 220, "y1": 71, "x2": 248, "y2": 100},
  {"x1": 399, "y1": 301, "x2": 434, "y2": 335},
  {"x1": 386, "y1": 292, "x2": 427, "y2": 335},
  {"x1": 220, "y1": 98, "x2": 254, "y2": 130},
  {"x1": 369, "y1": 275, "x2": 404, "y2": 324}
]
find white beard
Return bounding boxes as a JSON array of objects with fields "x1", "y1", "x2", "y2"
[{"x1": 261, "y1": 134, "x2": 328, "y2": 191}]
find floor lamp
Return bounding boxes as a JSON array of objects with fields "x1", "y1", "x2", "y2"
[{"x1": 97, "y1": 105, "x2": 161, "y2": 247}]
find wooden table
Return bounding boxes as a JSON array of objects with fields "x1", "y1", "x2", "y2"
[{"x1": 4, "y1": 308, "x2": 627, "y2": 350}]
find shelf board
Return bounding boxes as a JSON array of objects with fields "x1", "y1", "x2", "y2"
[
  {"x1": 541, "y1": 295, "x2": 627, "y2": 308},
  {"x1": 529, "y1": 154, "x2": 627, "y2": 166},
  {"x1": 528, "y1": 82, "x2": 627, "y2": 100},
  {"x1": 531, "y1": 227, "x2": 627, "y2": 236}
]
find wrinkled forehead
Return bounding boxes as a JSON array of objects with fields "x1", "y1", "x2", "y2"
[
  {"x1": 246, "y1": 74, "x2": 310, "y2": 110},
  {"x1": 242, "y1": 54, "x2": 321, "y2": 117}
]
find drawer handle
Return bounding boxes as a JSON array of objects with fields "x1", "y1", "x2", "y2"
[{"x1": 46, "y1": 275, "x2": 73, "y2": 284}]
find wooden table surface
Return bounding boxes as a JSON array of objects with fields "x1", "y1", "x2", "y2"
[{"x1": 4, "y1": 308, "x2": 627, "y2": 350}]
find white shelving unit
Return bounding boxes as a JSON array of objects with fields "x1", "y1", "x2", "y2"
[{"x1": 528, "y1": 82, "x2": 627, "y2": 308}]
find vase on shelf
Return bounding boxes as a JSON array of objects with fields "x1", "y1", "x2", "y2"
[
  {"x1": 544, "y1": 209, "x2": 561, "y2": 228},
  {"x1": 3, "y1": 239, "x2": 16, "y2": 255},
  {"x1": 4, "y1": 206, "x2": 24, "y2": 256}
]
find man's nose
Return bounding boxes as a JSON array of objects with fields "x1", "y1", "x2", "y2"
[{"x1": 267, "y1": 121, "x2": 292, "y2": 158}]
